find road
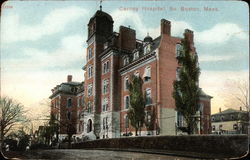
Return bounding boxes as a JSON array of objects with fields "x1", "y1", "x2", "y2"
[{"x1": 4, "y1": 149, "x2": 199, "y2": 160}]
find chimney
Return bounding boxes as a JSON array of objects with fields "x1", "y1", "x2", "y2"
[
  {"x1": 219, "y1": 108, "x2": 221, "y2": 113},
  {"x1": 240, "y1": 107, "x2": 242, "y2": 111},
  {"x1": 67, "y1": 75, "x2": 72, "y2": 82},
  {"x1": 119, "y1": 26, "x2": 136, "y2": 51},
  {"x1": 184, "y1": 29, "x2": 194, "y2": 44},
  {"x1": 161, "y1": 19, "x2": 171, "y2": 36}
]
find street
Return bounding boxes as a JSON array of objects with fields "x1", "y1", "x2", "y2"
[{"x1": 4, "y1": 149, "x2": 199, "y2": 160}]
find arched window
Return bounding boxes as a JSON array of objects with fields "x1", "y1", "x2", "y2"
[
  {"x1": 87, "y1": 119, "x2": 92, "y2": 133},
  {"x1": 124, "y1": 77, "x2": 129, "y2": 91},
  {"x1": 124, "y1": 96, "x2": 130, "y2": 109},
  {"x1": 67, "y1": 98, "x2": 72, "y2": 107}
]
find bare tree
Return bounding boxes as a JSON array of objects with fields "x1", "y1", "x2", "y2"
[
  {"x1": 0, "y1": 97, "x2": 27, "y2": 150},
  {"x1": 224, "y1": 79, "x2": 249, "y2": 112}
]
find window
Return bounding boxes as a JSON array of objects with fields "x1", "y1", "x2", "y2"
[
  {"x1": 125, "y1": 115, "x2": 129, "y2": 128},
  {"x1": 231, "y1": 115, "x2": 234, "y2": 120},
  {"x1": 67, "y1": 111, "x2": 71, "y2": 120},
  {"x1": 134, "y1": 71, "x2": 139, "y2": 77},
  {"x1": 176, "y1": 44, "x2": 182, "y2": 57},
  {"x1": 221, "y1": 116, "x2": 224, "y2": 121},
  {"x1": 124, "y1": 96, "x2": 130, "y2": 109},
  {"x1": 88, "y1": 48, "x2": 93, "y2": 60},
  {"x1": 124, "y1": 77, "x2": 129, "y2": 91},
  {"x1": 77, "y1": 97, "x2": 80, "y2": 107},
  {"x1": 103, "y1": 117, "x2": 108, "y2": 130},
  {"x1": 212, "y1": 125, "x2": 215, "y2": 131},
  {"x1": 176, "y1": 67, "x2": 181, "y2": 81},
  {"x1": 233, "y1": 124, "x2": 238, "y2": 130},
  {"x1": 88, "y1": 84, "x2": 93, "y2": 96},
  {"x1": 87, "y1": 102, "x2": 92, "y2": 113},
  {"x1": 102, "y1": 79, "x2": 109, "y2": 94},
  {"x1": 102, "y1": 98, "x2": 108, "y2": 112},
  {"x1": 145, "y1": 88, "x2": 152, "y2": 105},
  {"x1": 88, "y1": 65, "x2": 93, "y2": 78},
  {"x1": 67, "y1": 98, "x2": 72, "y2": 107},
  {"x1": 199, "y1": 103, "x2": 204, "y2": 115},
  {"x1": 102, "y1": 61, "x2": 110, "y2": 74},
  {"x1": 176, "y1": 111, "x2": 184, "y2": 127},
  {"x1": 212, "y1": 117, "x2": 215, "y2": 121},
  {"x1": 143, "y1": 66, "x2": 151, "y2": 82},
  {"x1": 104, "y1": 42, "x2": 108, "y2": 50},
  {"x1": 133, "y1": 51, "x2": 139, "y2": 60},
  {"x1": 144, "y1": 44, "x2": 151, "y2": 54},
  {"x1": 123, "y1": 57, "x2": 129, "y2": 66}
]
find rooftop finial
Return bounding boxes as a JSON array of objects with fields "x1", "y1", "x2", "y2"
[
  {"x1": 147, "y1": 32, "x2": 149, "y2": 36},
  {"x1": 100, "y1": 0, "x2": 102, "y2": 11}
]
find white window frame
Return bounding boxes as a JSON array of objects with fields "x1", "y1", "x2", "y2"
[
  {"x1": 134, "y1": 71, "x2": 139, "y2": 77},
  {"x1": 144, "y1": 66, "x2": 151, "y2": 82},
  {"x1": 133, "y1": 51, "x2": 139, "y2": 60},
  {"x1": 123, "y1": 57, "x2": 129, "y2": 66},
  {"x1": 124, "y1": 77, "x2": 129, "y2": 91},
  {"x1": 145, "y1": 88, "x2": 152, "y2": 105},
  {"x1": 176, "y1": 67, "x2": 181, "y2": 81},
  {"x1": 176, "y1": 44, "x2": 182, "y2": 57},
  {"x1": 102, "y1": 98, "x2": 108, "y2": 112},
  {"x1": 144, "y1": 44, "x2": 151, "y2": 54},
  {"x1": 102, "y1": 79, "x2": 109, "y2": 94},
  {"x1": 88, "y1": 48, "x2": 93, "y2": 60},
  {"x1": 88, "y1": 65, "x2": 93, "y2": 78},
  {"x1": 88, "y1": 84, "x2": 93, "y2": 97},
  {"x1": 124, "y1": 96, "x2": 130, "y2": 109},
  {"x1": 67, "y1": 98, "x2": 72, "y2": 107},
  {"x1": 102, "y1": 61, "x2": 110, "y2": 74}
]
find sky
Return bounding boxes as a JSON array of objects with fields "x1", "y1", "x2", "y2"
[{"x1": 1, "y1": 0, "x2": 249, "y2": 129}]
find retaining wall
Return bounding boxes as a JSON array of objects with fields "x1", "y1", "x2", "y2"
[{"x1": 71, "y1": 135, "x2": 248, "y2": 158}]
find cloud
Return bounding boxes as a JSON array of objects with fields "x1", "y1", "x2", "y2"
[
  {"x1": 199, "y1": 55, "x2": 234, "y2": 62},
  {"x1": 1, "y1": 6, "x2": 87, "y2": 43},
  {"x1": 195, "y1": 23, "x2": 248, "y2": 44},
  {"x1": 111, "y1": 10, "x2": 247, "y2": 45},
  {"x1": 111, "y1": 10, "x2": 193, "y2": 39},
  {"x1": 2, "y1": 35, "x2": 86, "y2": 71}
]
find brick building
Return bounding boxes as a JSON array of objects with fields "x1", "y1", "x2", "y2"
[
  {"x1": 50, "y1": 9, "x2": 212, "y2": 139},
  {"x1": 49, "y1": 75, "x2": 84, "y2": 140}
]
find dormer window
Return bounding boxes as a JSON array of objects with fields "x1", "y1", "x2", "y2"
[
  {"x1": 176, "y1": 44, "x2": 182, "y2": 57},
  {"x1": 104, "y1": 42, "x2": 108, "y2": 50},
  {"x1": 133, "y1": 51, "x2": 139, "y2": 60},
  {"x1": 144, "y1": 44, "x2": 151, "y2": 54},
  {"x1": 123, "y1": 57, "x2": 129, "y2": 66}
]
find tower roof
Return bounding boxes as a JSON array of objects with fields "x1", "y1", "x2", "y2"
[
  {"x1": 88, "y1": 10, "x2": 113, "y2": 25},
  {"x1": 143, "y1": 33, "x2": 153, "y2": 43}
]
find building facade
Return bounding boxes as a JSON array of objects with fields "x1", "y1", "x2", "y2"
[
  {"x1": 211, "y1": 108, "x2": 249, "y2": 134},
  {"x1": 50, "y1": 9, "x2": 212, "y2": 139},
  {"x1": 49, "y1": 75, "x2": 84, "y2": 140}
]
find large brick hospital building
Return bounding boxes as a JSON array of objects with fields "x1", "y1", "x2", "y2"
[{"x1": 50, "y1": 9, "x2": 212, "y2": 140}]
